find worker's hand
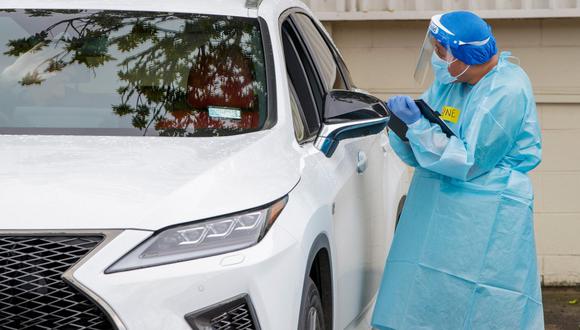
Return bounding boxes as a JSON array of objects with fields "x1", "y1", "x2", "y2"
[{"x1": 387, "y1": 95, "x2": 421, "y2": 125}]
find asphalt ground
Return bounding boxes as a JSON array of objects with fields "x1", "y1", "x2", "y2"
[{"x1": 543, "y1": 286, "x2": 580, "y2": 330}]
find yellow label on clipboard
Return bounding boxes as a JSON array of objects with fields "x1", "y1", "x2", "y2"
[{"x1": 440, "y1": 106, "x2": 461, "y2": 124}]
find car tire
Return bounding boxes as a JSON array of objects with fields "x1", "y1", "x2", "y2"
[{"x1": 298, "y1": 277, "x2": 326, "y2": 330}]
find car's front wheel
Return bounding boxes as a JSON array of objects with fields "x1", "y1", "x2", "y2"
[{"x1": 298, "y1": 277, "x2": 326, "y2": 330}]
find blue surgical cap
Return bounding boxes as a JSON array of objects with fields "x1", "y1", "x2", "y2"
[{"x1": 431, "y1": 11, "x2": 497, "y2": 65}]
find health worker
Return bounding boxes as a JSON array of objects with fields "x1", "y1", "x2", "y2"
[{"x1": 372, "y1": 10, "x2": 543, "y2": 329}]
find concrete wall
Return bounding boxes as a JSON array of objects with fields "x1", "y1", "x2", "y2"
[{"x1": 323, "y1": 18, "x2": 580, "y2": 285}]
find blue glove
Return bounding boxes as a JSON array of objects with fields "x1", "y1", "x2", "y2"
[{"x1": 387, "y1": 95, "x2": 421, "y2": 125}]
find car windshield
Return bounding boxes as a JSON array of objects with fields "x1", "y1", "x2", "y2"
[{"x1": 0, "y1": 9, "x2": 268, "y2": 136}]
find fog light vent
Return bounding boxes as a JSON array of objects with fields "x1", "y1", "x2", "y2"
[{"x1": 185, "y1": 294, "x2": 260, "y2": 330}]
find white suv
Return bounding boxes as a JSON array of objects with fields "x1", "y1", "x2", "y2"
[{"x1": 0, "y1": 0, "x2": 408, "y2": 329}]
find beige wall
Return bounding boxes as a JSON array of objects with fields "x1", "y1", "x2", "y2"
[{"x1": 324, "y1": 18, "x2": 580, "y2": 285}]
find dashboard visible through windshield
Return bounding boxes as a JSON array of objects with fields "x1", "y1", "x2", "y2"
[{"x1": 0, "y1": 9, "x2": 269, "y2": 136}]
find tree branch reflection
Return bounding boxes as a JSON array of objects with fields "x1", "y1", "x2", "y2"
[{"x1": 3, "y1": 10, "x2": 266, "y2": 136}]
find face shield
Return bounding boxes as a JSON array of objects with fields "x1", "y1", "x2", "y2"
[
  {"x1": 413, "y1": 14, "x2": 456, "y2": 85},
  {"x1": 414, "y1": 12, "x2": 497, "y2": 85}
]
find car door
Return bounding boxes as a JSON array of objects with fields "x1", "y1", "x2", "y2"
[{"x1": 287, "y1": 12, "x2": 389, "y2": 328}]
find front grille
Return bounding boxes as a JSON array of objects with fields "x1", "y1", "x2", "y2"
[
  {"x1": 210, "y1": 303, "x2": 254, "y2": 330},
  {"x1": 185, "y1": 294, "x2": 260, "y2": 330},
  {"x1": 0, "y1": 235, "x2": 114, "y2": 330}
]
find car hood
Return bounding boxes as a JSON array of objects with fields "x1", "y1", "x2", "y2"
[{"x1": 0, "y1": 131, "x2": 300, "y2": 230}]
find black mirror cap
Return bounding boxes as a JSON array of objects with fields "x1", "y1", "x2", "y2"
[{"x1": 323, "y1": 89, "x2": 389, "y2": 122}]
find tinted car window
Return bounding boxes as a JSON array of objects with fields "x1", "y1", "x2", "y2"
[
  {"x1": 0, "y1": 10, "x2": 268, "y2": 136},
  {"x1": 336, "y1": 54, "x2": 356, "y2": 88},
  {"x1": 291, "y1": 13, "x2": 346, "y2": 91},
  {"x1": 282, "y1": 20, "x2": 320, "y2": 137},
  {"x1": 288, "y1": 80, "x2": 306, "y2": 142}
]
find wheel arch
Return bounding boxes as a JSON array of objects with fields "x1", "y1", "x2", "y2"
[{"x1": 299, "y1": 233, "x2": 333, "y2": 330}]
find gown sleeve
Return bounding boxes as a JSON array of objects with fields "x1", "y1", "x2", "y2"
[
  {"x1": 384, "y1": 84, "x2": 439, "y2": 168},
  {"x1": 405, "y1": 87, "x2": 527, "y2": 181},
  {"x1": 388, "y1": 130, "x2": 419, "y2": 167}
]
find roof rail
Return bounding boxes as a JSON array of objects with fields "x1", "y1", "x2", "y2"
[{"x1": 245, "y1": 0, "x2": 263, "y2": 9}]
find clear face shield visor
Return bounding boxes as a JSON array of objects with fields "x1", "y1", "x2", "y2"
[{"x1": 413, "y1": 32, "x2": 455, "y2": 85}]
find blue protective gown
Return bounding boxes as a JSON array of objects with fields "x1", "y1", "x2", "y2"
[{"x1": 372, "y1": 52, "x2": 543, "y2": 329}]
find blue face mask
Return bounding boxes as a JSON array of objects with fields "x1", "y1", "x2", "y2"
[{"x1": 431, "y1": 53, "x2": 470, "y2": 84}]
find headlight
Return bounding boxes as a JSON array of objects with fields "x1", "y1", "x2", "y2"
[{"x1": 106, "y1": 196, "x2": 288, "y2": 273}]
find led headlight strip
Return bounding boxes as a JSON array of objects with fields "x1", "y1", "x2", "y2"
[{"x1": 106, "y1": 196, "x2": 288, "y2": 273}]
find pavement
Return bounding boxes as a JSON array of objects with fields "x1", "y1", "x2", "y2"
[{"x1": 543, "y1": 286, "x2": 580, "y2": 330}]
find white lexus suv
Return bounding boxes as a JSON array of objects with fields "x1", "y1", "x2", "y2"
[{"x1": 0, "y1": 0, "x2": 409, "y2": 329}]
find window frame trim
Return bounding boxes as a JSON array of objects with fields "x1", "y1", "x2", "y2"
[
  {"x1": 279, "y1": 8, "x2": 355, "y2": 145},
  {"x1": 287, "y1": 12, "x2": 352, "y2": 91},
  {"x1": 285, "y1": 16, "x2": 326, "y2": 120},
  {"x1": 279, "y1": 9, "x2": 323, "y2": 145},
  {"x1": 287, "y1": 76, "x2": 311, "y2": 144},
  {"x1": 258, "y1": 16, "x2": 278, "y2": 130},
  {"x1": 281, "y1": 23, "x2": 320, "y2": 143}
]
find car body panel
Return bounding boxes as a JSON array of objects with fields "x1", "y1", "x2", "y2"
[
  {"x1": 283, "y1": 131, "x2": 408, "y2": 329},
  {"x1": 76, "y1": 224, "x2": 302, "y2": 329},
  {"x1": 267, "y1": 4, "x2": 408, "y2": 327},
  {"x1": 0, "y1": 1, "x2": 410, "y2": 329},
  {"x1": 0, "y1": 130, "x2": 300, "y2": 230}
]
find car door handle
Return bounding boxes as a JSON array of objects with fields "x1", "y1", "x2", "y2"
[
  {"x1": 380, "y1": 140, "x2": 390, "y2": 153},
  {"x1": 357, "y1": 151, "x2": 368, "y2": 174}
]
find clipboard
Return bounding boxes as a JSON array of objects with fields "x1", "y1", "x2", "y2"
[{"x1": 387, "y1": 99, "x2": 455, "y2": 142}]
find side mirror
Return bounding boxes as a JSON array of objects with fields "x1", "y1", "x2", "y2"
[{"x1": 314, "y1": 90, "x2": 390, "y2": 157}]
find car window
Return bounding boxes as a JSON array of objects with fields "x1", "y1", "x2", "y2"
[
  {"x1": 288, "y1": 80, "x2": 306, "y2": 142},
  {"x1": 291, "y1": 13, "x2": 346, "y2": 91},
  {"x1": 335, "y1": 53, "x2": 356, "y2": 89},
  {"x1": 0, "y1": 10, "x2": 269, "y2": 137},
  {"x1": 281, "y1": 20, "x2": 320, "y2": 138}
]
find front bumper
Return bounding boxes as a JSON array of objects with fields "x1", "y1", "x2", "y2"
[{"x1": 74, "y1": 225, "x2": 301, "y2": 330}]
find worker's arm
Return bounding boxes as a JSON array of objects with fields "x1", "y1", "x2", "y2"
[
  {"x1": 406, "y1": 89, "x2": 526, "y2": 181},
  {"x1": 388, "y1": 130, "x2": 419, "y2": 167}
]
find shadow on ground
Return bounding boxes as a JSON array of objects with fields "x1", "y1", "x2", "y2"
[{"x1": 543, "y1": 286, "x2": 580, "y2": 330}]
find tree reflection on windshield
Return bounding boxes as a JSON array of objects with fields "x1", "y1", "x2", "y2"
[{"x1": 0, "y1": 9, "x2": 267, "y2": 136}]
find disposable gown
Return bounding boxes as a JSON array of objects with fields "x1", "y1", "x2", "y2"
[{"x1": 372, "y1": 52, "x2": 543, "y2": 329}]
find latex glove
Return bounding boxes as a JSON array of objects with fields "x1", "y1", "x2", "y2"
[{"x1": 387, "y1": 95, "x2": 421, "y2": 125}]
